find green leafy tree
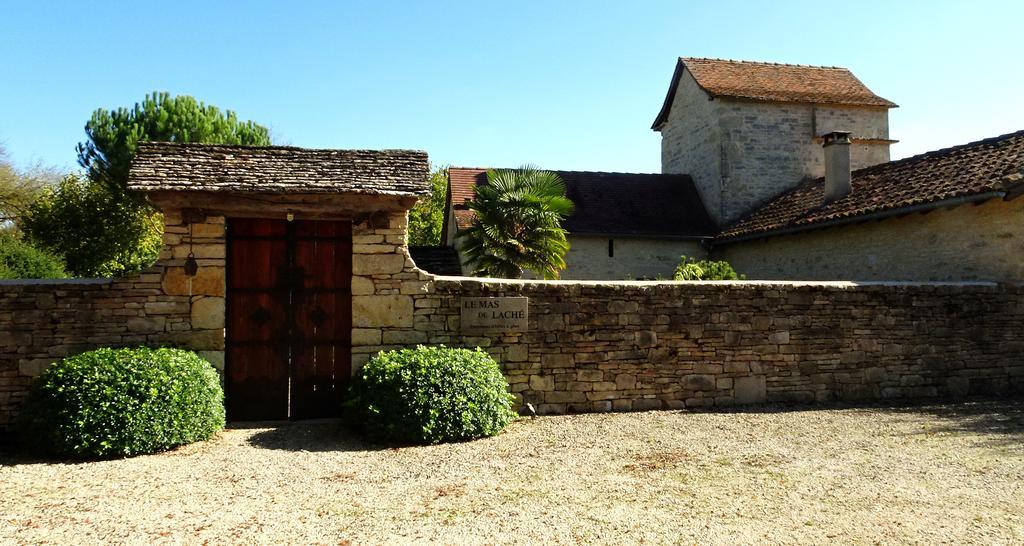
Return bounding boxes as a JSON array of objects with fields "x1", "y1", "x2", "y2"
[
  {"x1": 459, "y1": 166, "x2": 574, "y2": 279},
  {"x1": 407, "y1": 165, "x2": 448, "y2": 246},
  {"x1": 22, "y1": 175, "x2": 163, "y2": 277},
  {"x1": 673, "y1": 255, "x2": 745, "y2": 280},
  {"x1": 0, "y1": 144, "x2": 60, "y2": 226},
  {"x1": 77, "y1": 92, "x2": 271, "y2": 192},
  {"x1": 22, "y1": 92, "x2": 271, "y2": 277},
  {"x1": 0, "y1": 233, "x2": 67, "y2": 279}
]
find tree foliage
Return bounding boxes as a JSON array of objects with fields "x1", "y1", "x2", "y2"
[
  {"x1": 21, "y1": 175, "x2": 163, "y2": 278},
  {"x1": 0, "y1": 144, "x2": 61, "y2": 226},
  {"x1": 407, "y1": 165, "x2": 448, "y2": 246},
  {"x1": 673, "y1": 255, "x2": 745, "y2": 281},
  {"x1": 458, "y1": 166, "x2": 574, "y2": 279},
  {"x1": 19, "y1": 92, "x2": 271, "y2": 278},
  {"x1": 0, "y1": 233, "x2": 67, "y2": 279},
  {"x1": 77, "y1": 92, "x2": 271, "y2": 192}
]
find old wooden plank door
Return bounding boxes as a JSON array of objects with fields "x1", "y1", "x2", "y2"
[{"x1": 225, "y1": 218, "x2": 352, "y2": 421}]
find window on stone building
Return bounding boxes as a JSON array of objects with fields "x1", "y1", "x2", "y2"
[{"x1": 608, "y1": 239, "x2": 614, "y2": 258}]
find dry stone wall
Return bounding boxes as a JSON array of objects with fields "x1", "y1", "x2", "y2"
[
  {"x1": 0, "y1": 210, "x2": 226, "y2": 427},
  {"x1": 3, "y1": 206, "x2": 1022, "y2": 427},
  {"x1": 364, "y1": 277, "x2": 1024, "y2": 414}
]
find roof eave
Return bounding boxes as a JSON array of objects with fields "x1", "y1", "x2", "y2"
[
  {"x1": 714, "y1": 191, "x2": 1008, "y2": 245},
  {"x1": 567, "y1": 230, "x2": 716, "y2": 240},
  {"x1": 651, "y1": 59, "x2": 686, "y2": 130}
]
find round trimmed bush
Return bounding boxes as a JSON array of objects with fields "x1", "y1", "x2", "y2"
[
  {"x1": 18, "y1": 347, "x2": 225, "y2": 458},
  {"x1": 347, "y1": 346, "x2": 517, "y2": 444}
]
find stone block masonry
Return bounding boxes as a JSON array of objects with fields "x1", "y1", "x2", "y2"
[
  {"x1": 0, "y1": 211, "x2": 226, "y2": 426},
  {"x1": 2, "y1": 204, "x2": 1022, "y2": 427},
  {"x1": 366, "y1": 277, "x2": 1024, "y2": 414}
]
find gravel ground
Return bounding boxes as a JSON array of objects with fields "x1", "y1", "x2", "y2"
[{"x1": 2, "y1": 399, "x2": 1023, "y2": 545}]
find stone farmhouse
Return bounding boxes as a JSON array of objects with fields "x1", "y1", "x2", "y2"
[
  {"x1": 440, "y1": 57, "x2": 1024, "y2": 281},
  {"x1": 1, "y1": 58, "x2": 1022, "y2": 428}
]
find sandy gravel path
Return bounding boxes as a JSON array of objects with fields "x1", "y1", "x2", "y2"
[{"x1": 2, "y1": 399, "x2": 1022, "y2": 545}]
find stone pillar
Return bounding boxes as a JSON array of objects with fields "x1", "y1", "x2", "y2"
[{"x1": 350, "y1": 211, "x2": 435, "y2": 372}]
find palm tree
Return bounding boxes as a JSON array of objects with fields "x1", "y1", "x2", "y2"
[{"x1": 459, "y1": 166, "x2": 574, "y2": 279}]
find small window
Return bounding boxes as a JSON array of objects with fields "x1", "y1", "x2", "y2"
[{"x1": 608, "y1": 239, "x2": 614, "y2": 258}]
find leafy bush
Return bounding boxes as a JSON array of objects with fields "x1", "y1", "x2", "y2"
[
  {"x1": 0, "y1": 233, "x2": 67, "y2": 279},
  {"x1": 18, "y1": 347, "x2": 225, "y2": 458},
  {"x1": 673, "y1": 255, "x2": 745, "y2": 281},
  {"x1": 346, "y1": 346, "x2": 517, "y2": 444},
  {"x1": 407, "y1": 165, "x2": 448, "y2": 246},
  {"x1": 21, "y1": 175, "x2": 163, "y2": 278}
]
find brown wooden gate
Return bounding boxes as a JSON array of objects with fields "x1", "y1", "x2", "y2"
[{"x1": 225, "y1": 218, "x2": 352, "y2": 421}]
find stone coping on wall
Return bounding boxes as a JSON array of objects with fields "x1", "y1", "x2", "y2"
[
  {"x1": 0, "y1": 276, "x2": 1004, "y2": 289},
  {"x1": 429, "y1": 275, "x2": 1005, "y2": 288},
  {"x1": 0, "y1": 278, "x2": 114, "y2": 286},
  {"x1": 0, "y1": 272, "x2": 1005, "y2": 290}
]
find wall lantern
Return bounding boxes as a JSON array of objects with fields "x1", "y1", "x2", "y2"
[
  {"x1": 184, "y1": 252, "x2": 199, "y2": 277},
  {"x1": 184, "y1": 223, "x2": 199, "y2": 277}
]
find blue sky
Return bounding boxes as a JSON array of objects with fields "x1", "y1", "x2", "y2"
[{"x1": 2, "y1": 1, "x2": 1022, "y2": 174}]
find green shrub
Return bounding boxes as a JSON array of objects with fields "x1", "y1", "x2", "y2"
[
  {"x1": 18, "y1": 347, "x2": 225, "y2": 458},
  {"x1": 346, "y1": 346, "x2": 517, "y2": 444},
  {"x1": 21, "y1": 175, "x2": 163, "y2": 278},
  {"x1": 673, "y1": 255, "x2": 745, "y2": 281},
  {"x1": 0, "y1": 233, "x2": 67, "y2": 279}
]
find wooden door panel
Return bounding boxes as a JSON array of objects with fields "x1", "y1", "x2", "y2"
[
  {"x1": 225, "y1": 345, "x2": 288, "y2": 420},
  {"x1": 226, "y1": 218, "x2": 290, "y2": 421},
  {"x1": 231, "y1": 217, "x2": 289, "y2": 237},
  {"x1": 293, "y1": 293, "x2": 349, "y2": 342},
  {"x1": 227, "y1": 292, "x2": 288, "y2": 343},
  {"x1": 291, "y1": 220, "x2": 351, "y2": 419},
  {"x1": 226, "y1": 239, "x2": 288, "y2": 290},
  {"x1": 226, "y1": 218, "x2": 352, "y2": 421},
  {"x1": 290, "y1": 344, "x2": 346, "y2": 420}
]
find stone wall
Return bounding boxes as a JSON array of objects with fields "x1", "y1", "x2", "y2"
[
  {"x1": 4, "y1": 205, "x2": 1022, "y2": 427},
  {"x1": 0, "y1": 211, "x2": 226, "y2": 427},
  {"x1": 361, "y1": 277, "x2": 1024, "y2": 414},
  {"x1": 658, "y1": 67, "x2": 891, "y2": 225},
  {"x1": 715, "y1": 197, "x2": 1024, "y2": 282}
]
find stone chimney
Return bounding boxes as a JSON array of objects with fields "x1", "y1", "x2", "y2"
[{"x1": 823, "y1": 131, "x2": 852, "y2": 203}]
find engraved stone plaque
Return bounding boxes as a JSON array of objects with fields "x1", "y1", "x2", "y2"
[{"x1": 460, "y1": 297, "x2": 529, "y2": 332}]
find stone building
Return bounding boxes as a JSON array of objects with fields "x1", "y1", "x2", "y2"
[
  {"x1": 3, "y1": 140, "x2": 1022, "y2": 428},
  {"x1": 434, "y1": 57, "x2": 1023, "y2": 282},
  {"x1": 714, "y1": 130, "x2": 1024, "y2": 280},
  {"x1": 443, "y1": 168, "x2": 717, "y2": 280},
  {"x1": 652, "y1": 57, "x2": 897, "y2": 225}
]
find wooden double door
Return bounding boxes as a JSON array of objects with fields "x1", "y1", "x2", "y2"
[{"x1": 225, "y1": 218, "x2": 352, "y2": 421}]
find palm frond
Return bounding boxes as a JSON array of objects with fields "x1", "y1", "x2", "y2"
[{"x1": 458, "y1": 166, "x2": 574, "y2": 279}]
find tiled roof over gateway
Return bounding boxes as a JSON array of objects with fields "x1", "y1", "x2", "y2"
[
  {"x1": 128, "y1": 142, "x2": 430, "y2": 196},
  {"x1": 653, "y1": 57, "x2": 896, "y2": 129},
  {"x1": 447, "y1": 168, "x2": 718, "y2": 238},
  {"x1": 718, "y1": 130, "x2": 1024, "y2": 242}
]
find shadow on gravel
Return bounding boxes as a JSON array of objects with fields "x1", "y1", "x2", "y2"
[
  {"x1": 686, "y1": 396, "x2": 1024, "y2": 446},
  {"x1": 243, "y1": 420, "x2": 392, "y2": 452},
  {"x1": 889, "y1": 398, "x2": 1024, "y2": 446}
]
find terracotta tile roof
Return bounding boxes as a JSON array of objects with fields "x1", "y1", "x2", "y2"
[
  {"x1": 408, "y1": 246, "x2": 463, "y2": 276},
  {"x1": 653, "y1": 57, "x2": 896, "y2": 129},
  {"x1": 717, "y1": 130, "x2": 1024, "y2": 242},
  {"x1": 129, "y1": 142, "x2": 430, "y2": 196},
  {"x1": 446, "y1": 168, "x2": 718, "y2": 239}
]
